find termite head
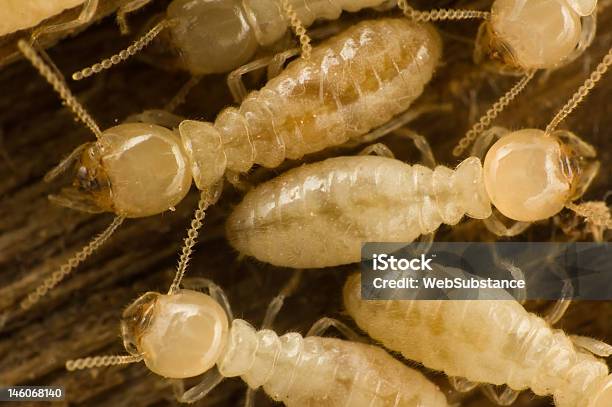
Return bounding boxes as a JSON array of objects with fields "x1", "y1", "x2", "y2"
[
  {"x1": 483, "y1": 129, "x2": 598, "y2": 222},
  {"x1": 476, "y1": 0, "x2": 595, "y2": 73},
  {"x1": 121, "y1": 290, "x2": 229, "y2": 378},
  {"x1": 166, "y1": 0, "x2": 259, "y2": 75},
  {"x1": 52, "y1": 123, "x2": 192, "y2": 218}
]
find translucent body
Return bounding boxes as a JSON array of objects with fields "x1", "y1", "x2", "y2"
[
  {"x1": 484, "y1": 129, "x2": 572, "y2": 221},
  {"x1": 74, "y1": 19, "x2": 440, "y2": 217},
  {"x1": 218, "y1": 319, "x2": 449, "y2": 406},
  {"x1": 490, "y1": 0, "x2": 582, "y2": 69},
  {"x1": 181, "y1": 18, "x2": 441, "y2": 190},
  {"x1": 78, "y1": 123, "x2": 192, "y2": 217},
  {"x1": 0, "y1": 0, "x2": 85, "y2": 36},
  {"x1": 121, "y1": 289, "x2": 449, "y2": 406},
  {"x1": 226, "y1": 155, "x2": 491, "y2": 268},
  {"x1": 166, "y1": 0, "x2": 396, "y2": 74},
  {"x1": 344, "y1": 273, "x2": 612, "y2": 407},
  {"x1": 226, "y1": 128, "x2": 595, "y2": 268}
]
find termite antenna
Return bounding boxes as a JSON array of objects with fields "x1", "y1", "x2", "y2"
[
  {"x1": 545, "y1": 46, "x2": 612, "y2": 135},
  {"x1": 72, "y1": 19, "x2": 173, "y2": 81},
  {"x1": 280, "y1": 0, "x2": 312, "y2": 60},
  {"x1": 31, "y1": 0, "x2": 99, "y2": 45},
  {"x1": 116, "y1": 0, "x2": 154, "y2": 35},
  {"x1": 17, "y1": 40, "x2": 103, "y2": 140},
  {"x1": 168, "y1": 185, "x2": 223, "y2": 295},
  {"x1": 20, "y1": 216, "x2": 125, "y2": 312},
  {"x1": 66, "y1": 354, "x2": 142, "y2": 371},
  {"x1": 566, "y1": 202, "x2": 612, "y2": 229},
  {"x1": 453, "y1": 70, "x2": 536, "y2": 156},
  {"x1": 397, "y1": 0, "x2": 491, "y2": 21}
]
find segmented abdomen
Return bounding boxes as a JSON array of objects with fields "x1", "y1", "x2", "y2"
[
  {"x1": 214, "y1": 18, "x2": 441, "y2": 173},
  {"x1": 343, "y1": 274, "x2": 609, "y2": 407},
  {"x1": 217, "y1": 319, "x2": 448, "y2": 407},
  {"x1": 226, "y1": 155, "x2": 491, "y2": 268}
]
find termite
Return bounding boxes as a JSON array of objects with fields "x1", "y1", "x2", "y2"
[
  {"x1": 225, "y1": 46, "x2": 612, "y2": 269},
  {"x1": 396, "y1": 0, "x2": 599, "y2": 156},
  {"x1": 343, "y1": 272, "x2": 612, "y2": 407},
  {"x1": 70, "y1": 0, "x2": 398, "y2": 83},
  {"x1": 9, "y1": 18, "x2": 441, "y2": 320},
  {"x1": 64, "y1": 269, "x2": 450, "y2": 406}
]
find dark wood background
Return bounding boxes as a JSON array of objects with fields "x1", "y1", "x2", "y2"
[{"x1": 0, "y1": 1, "x2": 610, "y2": 406}]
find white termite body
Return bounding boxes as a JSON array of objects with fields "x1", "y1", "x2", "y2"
[
  {"x1": 218, "y1": 318, "x2": 449, "y2": 406},
  {"x1": 102, "y1": 288, "x2": 450, "y2": 406},
  {"x1": 99, "y1": 0, "x2": 399, "y2": 75},
  {"x1": 343, "y1": 273, "x2": 612, "y2": 407},
  {"x1": 226, "y1": 127, "x2": 599, "y2": 268},
  {"x1": 226, "y1": 155, "x2": 491, "y2": 268},
  {"x1": 0, "y1": 0, "x2": 86, "y2": 36},
  {"x1": 181, "y1": 17, "x2": 442, "y2": 190},
  {"x1": 66, "y1": 18, "x2": 441, "y2": 218}
]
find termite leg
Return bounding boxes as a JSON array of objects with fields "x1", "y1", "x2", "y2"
[
  {"x1": 163, "y1": 75, "x2": 203, "y2": 113},
  {"x1": 306, "y1": 317, "x2": 364, "y2": 342},
  {"x1": 171, "y1": 368, "x2": 224, "y2": 403},
  {"x1": 31, "y1": 0, "x2": 99, "y2": 44},
  {"x1": 542, "y1": 279, "x2": 573, "y2": 325},
  {"x1": 116, "y1": 0, "x2": 154, "y2": 34},
  {"x1": 448, "y1": 376, "x2": 479, "y2": 393},
  {"x1": 124, "y1": 109, "x2": 184, "y2": 129},
  {"x1": 483, "y1": 210, "x2": 531, "y2": 237},
  {"x1": 414, "y1": 232, "x2": 435, "y2": 257},
  {"x1": 496, "y1": 258, "x2": 526, "y2": 303},
  {"x1": 261, "y1": 270, "x2": 303, "y2": 329},
  {"x1": 393, "y1": 128, "x2": 436, "y2": 168},
  {"x1": 570, "y1": 335, "x2": 612, "y2": 357},
  {"x1": 181, "y1": 278, "x2": 233, "y2": 321},
  {"x1": 480, "y1": 384, "x2": 520, "y2": 406},
  {"x1": 351, "y1": 103, "x2": 450, "y2": 149},
  {"x1": 358, "y1": 143, "x2": 395, "y2": 158},
  {"x1": 227, "y1": 54, "x2": 282, "y2": 103},
  {"x1": 245, "y1": 388, "x2": 257, "y2": 407},
  {"x1": 266, "y1": 48, "x2": 301, "y2": 80}
]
